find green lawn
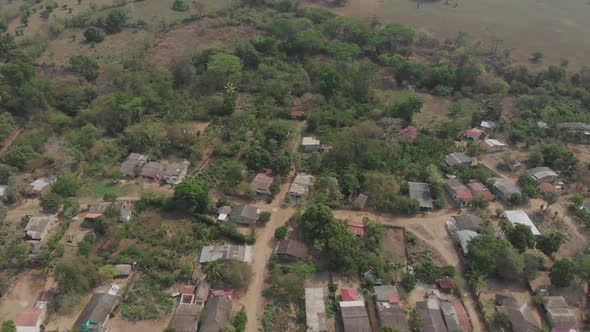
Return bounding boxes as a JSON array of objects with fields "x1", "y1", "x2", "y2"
[{"x1": 80, "y1": 180, "x2": 136, "y2": 199}]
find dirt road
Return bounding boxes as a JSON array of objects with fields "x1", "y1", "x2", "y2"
[
  {"x1": 237, "y1": 180, "x2": 296, "y2": 332},
  {"x1": 0, "y1": 270, "x2": 49, "y2": 321},
  {"x1": 333, "y1": 208, "x2": 485, "y2": 332}
]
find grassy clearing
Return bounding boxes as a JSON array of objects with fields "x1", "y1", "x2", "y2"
[{"x1": 80, "y1": 180, "x2": 136, "y2": 198}]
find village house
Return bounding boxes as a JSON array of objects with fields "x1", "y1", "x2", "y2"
[
  {"x1": 478, "y1": 138, "x2": 508, "y2": 153},
  {"x1": 15, "y1": 307, "x2": 46, "y2": 332},
  {"x1": 541, "y1": 296, "x2": 578, "y2": 332},
  {"x1": 301, "y1": 137, "x2": 320, "y2": 152},
  {"x1": 200, "y1": 297, "x2": 231, "y2": 332},
  {"x1": 74, "y1": 284, "x2": 120, "y2": 332},
  {"x1": 163, "y1": 160, "x2": 190, "y2": 184},
  {"x1": 456, "y1": 230, "x2": 478, "y2": 255},
  {"x1": 527, "y1": 166, "x2": 559, "y2": 184},
  {"x1": 444, "y1": 178, "x2": 472, "y2": 207},
  {"x1": 140, "y1": 161, "x2": 164, "y2": 181},
  {"x1": 305, "y1": 288, "x2": 327, "y2": 332},
  {"x1": 439, "y1": 299, "x2": 471, "y2": 332},
  {"x1": 447, "y1": 214, "x2": 483, "y2": 233},
  {"x1": 561, "y1": 122, "x2": 590, "y2": 135},
  {"x1": 353, "y1": 193, "x2": 368, "y2": 210},
  {"x1": 288, "y1": 173, "x2": 314, "y2": 199},
  {"x1": 347, "y1": 220, "x2": 365, "y2": 237},
  {"x1": 415, "y1": 295, "x2": 447, "y2": 332},
  {"x1": 114, "y1": 264, "x2": 132, "y2": 278},
  {"x1": 444, "y1": 152, "x2": 472, "y2": 167},
  {"x1": 340, "y1": 301, "x2": 371, "y2": 332},
  {"x1": 275, "y1": 239, "x2": 308, "y2": 262},
  {"x1": 408, "y1": 182, "x2": 434, "y2": 212},
  {"x1": 120, "y1": 153, "x2": 147, "y2": 178},
  {"x1": 25, "y1": 215, "x2": 58, "y2": 241},
  {"x1": 495, "y1": 294, "x2": 542, "y2": 332},
  {"x1": 467, "y1": 180, "x2": 494, "y2": 202},
  {"x1": 85, "y1": 201, "x2": 133, "y2": 223},
  {"x1": 228, "y1": 204, "x2": 260, "y2": 225},
  {"x1": 27, "y1": 176, "x2": 56, "y2": 196},
  {"x1": 340, "y1": 288, "x2": 360, "y2": 302},
  {"x1": 290, "y1": 110, "x2": 305, "y2": 119},
  {"x1": 479, "y1": 120, "x2": 496, "y2": 131},
  {"x1": 198, "y1": 244, "x2": 253, "y2": 263},
  {"x1": 374, "y1": 285, "x2": 409, "y2": 332},
  {"x1": 463, "y1": 128, "x2": 484, "y2": 141},
  {"x1": 168, "y1": 302, "x2": 201, "y2": 332},
  {"x1": 505, "y1": 210, "x2": 541, "y2": 236},
  {"x1": 250, "y1": 171, "x2": 273, "y2": 195},
  {"x1": 488, "y1": 177, "x2": 521, "y2": 204}
]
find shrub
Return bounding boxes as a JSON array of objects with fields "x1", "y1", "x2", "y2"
[
  {"x1": 103, "y1": 192, "x2": 118, "y2": 202},
  {"x1": 70, "y1": 55, "x2": 99, "y2": 81},
  {"x1": 274, "y1": 225, "x2": 287, "y2": 240},
  {"x1": 41, "y1": 193, "x2": 63, "y2": 213},
  {"x1": 259, "y1": 211, "x2": 271, "y2": 223},
  {"x1": 171, "y1": 0, "x2": 189, "y2": 12},
  {"x1": 83, "y1": 26, "x2": 106, "y2": 43}
]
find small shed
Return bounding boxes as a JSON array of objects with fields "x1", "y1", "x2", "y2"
[
  {"x1": 301, "y1": 137, "x2": 320, "y2": 152},
  {"x1": 353, "y1": 194, "x2": 368, "y2": 210},
  {"x1": 408, "y1": 182, "x2": 433, "y2": 212},
  {"x1": 25, "y1": 215, "x2": 58, "y2": 241},
  {"x1": 275, "y1": 239, "x2": 308, "y2": 262},
  {"x1": 115, "y1": 264, "x2": 132, "y2": 278},
  {"x1": 229, "y1": 205, "x2": 260, "y2": 226},
  {"x1": 250, "y1": 172, "x2": 273, "y2": 195},
  {"x1": 527, "y1": 167, "x2": 558, "y2": 184},
  {"x1": 445, "y1": 152, "x2": 472, "y2": 167},
  {"x1": 163, "y1": 160, "x2": 190, "y2": 184}
]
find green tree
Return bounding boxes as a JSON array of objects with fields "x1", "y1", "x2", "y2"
[
  {"x1": 274, "y1": 225, "x2": 287, "y2": 240},
  {"x1": 496, "y1": 245, "x2": 524, "y2": 281},
  {"x1": 530, "y1": 51, "x2": 544, "y2": 63},
  {"x1": 40, "y1": 192, "x2": 63, "y2": 213},
  {"x1": 206, "y1": 53, "x2": 243, "y2": 88},
  {"x1": 172, "y1": 0, "x2": 190, "y2": 11},
  {"x1": 174, "y1": 178, "x2": 210, "y2": 212},
  {"x1": 379, "y1": 327, "x2": 400, "y2": 332},
  {"x1": 83, "y1": 26, "x2": 106, "y2": 43},
  {"x1": 1, "y1": 321, "x2": 16, "y2": 332},
  {"x1": 54, "y1": 257, "x2": 100, "y2": 294},
  {"x1": 258, "y1": 212, "x2": 271, "y2": 223},
  {"x1": 537, "y1": 232, "x2": 566, "y2": 257},
  {"x1": 52, "y1": 170, "x2": 81, "y2": 197},
  {"x1": 1, "y1": 145, "x2": 38, "y2": 170},
  {"x1": 70, "y1": 55, "x2": 99, "y2": 81},
  {"x1": 63, "y1": 198, "x2": 80, "y2": 219},
  {"x1": 103, "y1": 10, "x2": 128, "y2": 34},
  {"x1": 507, "y1": 223, "x2": 536, "y2": 252},
  {"x1": 233, "y1": 307, "x2": 247, "y2": 332},
  {"x1": 578, "y1": 255, "x2": 590, "y2": 285},
  {"x1": 492, "y1": 312, "x2": 512, "y2": 330},
  {"x1": 550, "y1": 259, "x2": 576, "y2": 287},
  {"x1": 386, "y1": 93, "x2": 425, "y2": 125},
  {"x1": 103, "y1": 192, "x2": 118, "y2": 202},
  {"x1": 0, "y1": 113, "x2": 16, "y2": 142}
]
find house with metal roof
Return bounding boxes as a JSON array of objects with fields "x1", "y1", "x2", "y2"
[
  {"x1": 288, "y1": 173, "x2": 314, "y2": 199},
  {"x1": 489, "y1": 177, "x2": 521, "y2": 204},
  {"x1": 120, "y1": 153, "x2": 147, "y2": 178},
  {"x1": 448, "y1": 214, "x2": 483, "y2": 233},
  {"x1": 301, "y1": 137, "x2": 320, "y2": 152},
  {"x1": 163, "y1": 160, "x2": 190, "y2": 185},
  {"x1": 456, "y1": 230, "x2": 478, "y2": 255},
  {"x1": 340, "y1": 301, "x2": 372, "y2": 332},
  {"x1": 198, "y1": 244, "x2": 253, "y2": 263},
  {"x1": 250, "y1": 172, "x2": 273, "y2": 195},
  {"x1": 478, "y1": 138, "x2": 508, "y2": 153},
  {"x1": 374, "y1": 286, "x2": 409, "y2": 332},
  {"x1": 527, "y1": 167, "x2": 558, "y2": 184},
  {"x1": 444, "y1": 152, "x2": 472, "y2": 167},
  {"x1": 75, "y1": 285, "x2": 120, "y2": 332},
  {"x1": 140, "y1": 161, "x2": 164, "y2": 181},
  {"x1": 25, "y1": 215, "x2": 58, "y2": 241},
  {"x1": 495, "y1": 294, "x2": 542, "y2": 332},
  {"x1": 408, "y1": 182, "x2": 433, "y2": 212},
  {"x1": 229, "y1": 204, "x2": 260, "y2": 225},
  {"x1": 541, "y1": 296, "x2": 578, "y2": 332},
  {"x1": 275, "y1": 239, "x2": 308, "y2": 262},
  {"x1": 200, "y1": 297, "x2": 231, "y2": 332},
  {"x1": 505, "y1": 210, "x2": 541, "y2": 236},
  {"x1": 27, "y1": 176, "x2": 56, "y2": 196},
  {"x1": 562, "y1": 122, "x2": 590, "y2": 134},
  {"x1": 463, "y1": 128, "x2": 484, "y2": 141},
  {"x1": 15, "y1": 307, "x2": 46, "y2": 332},
  {"x1": 416, "y1": 296, "x2": 448, "y2": 332},
  {"x1": 168, "y1": 303, "x2": 201, "y2": 332},
  {"x1": 467, "y1": 180, "x2": 494, "y2": 202},
  {"x1": 353, "y1": 194, "x2": 368, "y2": 210},
  {"x1": 305, "y1": 288, "x2": 327, "y2": 332},
  {"x1": 444, "y1": 178, "x2": 472, "y2": 207}
]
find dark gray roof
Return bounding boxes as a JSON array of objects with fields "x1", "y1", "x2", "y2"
[
  {"x1": 440, "y1": 301, "x2": 460, "y2": 331},
  {"x1": 353, "y1": 194, "x2": 369, "y2": 209},
  {"x1": 169, "y1": 303, "x2": 201, "y2": 332},
  {"x1": 542, "y1": 296, "x2": 577, "y2": 330},
  {"x1": 75, "y1": 293, "x2": 118, "y2": 327},
  {"x1": 526, "y1": 167, "x2": 558, "y2": 181},
  {"x1": 445, "y1": 152, "x2": 472, "y2": 167},
  {"x1": 229, "y1": 205, "x2": 260, "y2": 221},
  {"x1": 340, "y1": 301, "x2": 372, "y2": 332},
  {"x1": 562, "y1": 122, "x2": 590, "y2": 132},
  {"x1": 496, "y1": 295, "x2": 541, "y2": 332},
  {"x1": 374, "y1": 285, "x2": 399, "y2": 303},
  {"x1": 275, "y1": 239, "x2": 308, "y2": 260},
  {"x1": 200, "y1": 297, "x2": 231, "y2": 332},
  {"x1": 140, "y1": 162, "x2": 164, "y2": 178},
  {"x1": 416, "y1": 300, "x2": 448, "y2": 332},
  {"x1": 452, "y1": 214, "x2": 483, "y2": 232},
  {"x1": 120, "y1": 153, "x2": 147, "y2": 176},
  {"x1": 376, "y1": 302, "x2": 409, "y2": 332},
  {"x1": 489, "y1": 177, "x2": 521, "y2": 197},
  {"x1": 408, "y1": 182, "x2": 433, "y2": 209}
]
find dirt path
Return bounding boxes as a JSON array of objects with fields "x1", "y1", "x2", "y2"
[
  {"x1": 0, "y1": 129, "x2": 20, "y2": 153},
  {"x1": 333, "y1": 208, "x2": 485, "y2": 331},
  {"x1": 0, "y1": 270, "x2": 49, "y2": 321},
  {"x1": 237, "y1": 181, "x2": 296, "y2": 332}
]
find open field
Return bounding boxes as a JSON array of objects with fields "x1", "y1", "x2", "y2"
[{"x1": 302, "y1": 0, "x2": 590, "y2": 68}]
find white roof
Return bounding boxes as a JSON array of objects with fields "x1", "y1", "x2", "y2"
[
  {"x1": 218, "y1": 214, "x2": 228, "y2": 221},
  {"x1": 0, "y1": 185, "x2": 7, "y2": 197},
  {"x1": 339, "y1": 300, "x2": 365, "y2": 308},
  {"x1": 302, "y1": 137, "x2": 320, "y2": 146},
  {"x1": 480, "y1": 121, "x2": 495, "y2": 129},
  {"x1": 483, "y1": 138, "x2": 507, "y2": 147},
  {"x1": 505, "y1": 210, "x2": 541, "y2": 236}
]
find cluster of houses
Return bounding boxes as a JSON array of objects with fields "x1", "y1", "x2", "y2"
[{"x1": 120, "y1": 153, "x2": 190, "y2": 184}]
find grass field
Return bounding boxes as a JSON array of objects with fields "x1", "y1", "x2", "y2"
[{"x1": 306, "y1": 0, "x2": 590, "y2": 68}]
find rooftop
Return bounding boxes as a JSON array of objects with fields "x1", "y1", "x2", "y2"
[
  {"x1": 29, "y1": 176, "x2": 56, "y2": 193},
  {"x1": 445, "y1": 178, "x2": 473, "y2": 203},
  {"x1": 288, "y1": 173, "x2": 314, "y2": 196},
  {"x1": 408, "y1": 182, "x2": 434, "y2": 209},
  {"x1": 451, "y1": 214, "x2": 483, "y2": 232},
  {"x1": 489, "y1": 177, "x2": 521, "y2": 197},
  {"x1": 230, "y1": 204, "x2": 260, "y2": 221},
  {"x1": 374, "y1": 285, "x2": 400, "y2": 303},
  {"x1": 199, "y1": 244, "x2": 253, "y2": 263},
  {"x1": 163, "y1": 160, "x2": 190, "y2": 177},
  {"x1": 250, "y1": 172, "x2": 273, "y2": 193},
  {"x1": 168, "y1": 303, "x2": 201, "y2": 332},
  {"x1": 340, "y1": 301, "x2": 371, "y2": 332},
  {"x1": 15, "y1": 307, "x2": 44, "y2": 327},
  {"x1": 25, "y1": 215, "x2": 57, "y2": 240},
  {"x1": 302, "y1": 137, "x2": 320, "y2": 146},
  {"x1": 467, "y1": 180, "x2": 495, "y2": 201},
  {"x1": 542, "y1": 296, "x2": 578, "y2": 329},
  {"x1": 200, "y1": 297, "x2": 231, "y2": 332},
  {"x1": 445, "y1": 152, "x2": 472, "y2": 167},
  {"x1": 527, "y1": 166, "x2": 558, "y2": 181},
  {"x1": 353, "y1": 193, "x2": 368, "y2": 209},
  {"x1": 305, "y1": 288, "x2": 327, "y2": 332},
  {"x1": 341, "y1": 288, "x2": 359, "y2": 301},
  {"x1": 75, "y1": 292, "x2": 118, "y2": 327},
  {"x1": 140, "y1": 161, "x2": 164, "y2": 178},
  {"x1": 457, "y1": 230, "x2": 478, "y2": 255},
  {"x1": 505, "y1": 210, "x2": 541, "y2": 236},
  {"x1": 275, "y1": 239, "x2": 308, "y2": 260},
  {"x1": 347, "y1": 220, "x2": 365, "y2": 237}
]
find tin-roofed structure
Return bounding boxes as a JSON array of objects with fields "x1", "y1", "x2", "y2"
[
  {"x1": 275, "y1": 239, "x2": 308, "y2": 262},
  {"x1": 408, "y1": 182, "x2": 433, "y2": 212},
  {"x1": 340, "y1": 301, "x2": 371, "y2": 332},
  {"x1": 445, "y1": 152, "x2": 472, "y2": 167},
  {"x1": 305, "y1": 288, "x2": 327, "y2": 332},
  {"x1": 527, "y1": 167, "x2": 558, "y2": 184},
  {"x1": 505, "y1": 210, "x2": 541, "y2": 236},
  {"x1": 444, "y1": 178, "x2": 472, "y2": 207},
  {"x1": 199, "y1": 244, "x2": 253, "y2": 263},
  {"x1": 489, "y1": 177, "x2": 521, "y2": 204}
]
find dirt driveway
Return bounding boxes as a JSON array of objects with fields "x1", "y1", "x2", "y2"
[{"x1": 0, "y1": 270, "x2": 49, "y2": 322}]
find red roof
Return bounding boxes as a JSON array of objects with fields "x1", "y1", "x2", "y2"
[
  {"x1": 181, "y1": 285, "x2": 196, "y2": 295},
  {"x1": 16, "y1": 307, "x2": 44, "y2": 327},
  {"x1": 37, "y1": 291, "x2": 50, "y2": 302},
  {"x1": 468, "y1": 181, "x2": 495, "y2": 202},
  {"x1": 388, "y1": 293, "x2": 401, "y2": 304},
  {"x1": 538, "y1": 182, "x2": 556, "y2": 193},
  {"x1": 455, "y1": 187, "x2": 473, "y2": 203},
  {"x1": 210, "y1": 289, "x2": 234, "y2": 300},
  {"x1": 464, "y1": 129, "x2": 482, "y2": 139},
  {"x1": 347, "y1": 221, "x2": 365, "y2": 237},
  {"x1": 450, "y1": 298, "x2": 472, "y2": 331},
  {"x1": 437, "y1": 276, "x2": 456, "y2": 289},
  {"x1": 340, "y1": 288, "x2": 359, "y2": 301},
  {"x1": 400, "y1": 126, "x2": 418, "y2": 141},
  {"x1": 291, "y1": 111, "x2": 305, "y2": 118}
]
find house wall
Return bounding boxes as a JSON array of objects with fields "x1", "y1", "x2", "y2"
[
  {"x1": 231, "y1": 216, "x2": 256, "y2": 226},
  {"x1": 302, "y1": 144, "x2": 319, "y2": 152}
]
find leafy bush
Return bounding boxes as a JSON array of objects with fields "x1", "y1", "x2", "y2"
[
  {"x1": 70, "y1": 55, "x2": 99, "y2": 81},
  {"x1": 259, "y1": 211, "x2": 271, "y2": 223},
  {"x1": 274, "y1": 225, "x2": 287, "y2": 240},
  {"x1": 41, "y1": 193, "x2": 63, "y2": 213},
  {"x1": 171, "y1": 0, "x2": 189, "y2": 12},
  {"x1": 83, "y1": 26, "x2": 106, "y2": 43}
]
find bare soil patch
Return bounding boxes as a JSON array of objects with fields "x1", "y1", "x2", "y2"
[
  {"x1": 383, "y1": 227, "x2": 406, "y2": 265},
  {"x1": 148, "y1": 18, "x2": 260, "y2": 69},
  {"x1": 414, "y1": 94, "x2": 451, "y2": 130},
  {"x1": 0, "y1": 269, "x2": 48, "y2": 322}
]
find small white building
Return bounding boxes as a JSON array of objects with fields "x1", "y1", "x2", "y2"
[
  {"x1": 505, "y1": 210, "x2": 541, "y2": 236},
  {"x1": 301, "y1": 137, "x2": 320, "y2": 152}
]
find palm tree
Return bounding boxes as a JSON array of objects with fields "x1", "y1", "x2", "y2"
[
  {"x1": 204, "y1": 261, "x2": 222, "y2": 282},
  {"x1": 498, "y1": 217, "x2": 512, "y2": 236}
]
